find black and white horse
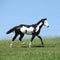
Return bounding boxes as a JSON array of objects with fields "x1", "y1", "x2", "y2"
[{"x1": 6, "y1": 18, "x2": 49, "y2": 48}]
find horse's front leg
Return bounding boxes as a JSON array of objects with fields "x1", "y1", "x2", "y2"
[{"x1": 37, "y1": 35, "x2": 44, "y2": 47}]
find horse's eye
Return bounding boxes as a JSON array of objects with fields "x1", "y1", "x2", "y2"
[{"x1": 45, "y1": 21, "x2": 47, "y2": 23}]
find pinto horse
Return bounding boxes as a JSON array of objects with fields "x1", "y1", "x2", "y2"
[{"x1": 6, "y1": 18, "x2": 49, "y2": 48}]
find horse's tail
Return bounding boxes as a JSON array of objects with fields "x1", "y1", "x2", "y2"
[{"x1": 6, "y1": 27, "x2": 16, "y2": 34}]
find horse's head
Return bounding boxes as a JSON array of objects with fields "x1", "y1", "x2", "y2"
[{"x1": 41, "y1": 18, "x2": 49, "y2": 28}]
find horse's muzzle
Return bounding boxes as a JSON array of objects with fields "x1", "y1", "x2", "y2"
[{"x1": 47, "y1": 26, "x2": 49, "y2": 28}]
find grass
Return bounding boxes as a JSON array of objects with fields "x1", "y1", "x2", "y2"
[{"x1": 0, "y1": 37, "x2": 60, "y2": 60}]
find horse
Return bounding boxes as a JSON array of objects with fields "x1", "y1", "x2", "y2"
[{"x1": 6, "y1": 18, "x2": 49, "y2": 48}]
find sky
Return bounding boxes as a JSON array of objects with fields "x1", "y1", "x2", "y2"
[{"x1": 0, "y1": 0, "x2": 60, "y2": 40}]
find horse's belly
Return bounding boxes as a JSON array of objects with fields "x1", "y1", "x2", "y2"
[
  {"x1": 20, "y1": 26, "x2": 34, "y2": 35},
  {"x1": 26, "y1": 30, "x2": 33, "y2": 35}
]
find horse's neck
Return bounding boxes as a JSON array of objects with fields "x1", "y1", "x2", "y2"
[{"x1": 36, "y1": 22, "x2": 43, "y2": 32}]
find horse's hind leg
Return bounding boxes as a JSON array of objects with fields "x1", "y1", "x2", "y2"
[
  {"x1": 19, "y1": 34, "x2": 24, "y2": 41},
  {"x1": 19, "y1": 34, "x2": 24, "y2": 44},
  {"x1": 29, "y1": 35, "x2": 35, "y2": 48},
  {"x1": 10, "y1": 33, "x2": 18, "y2": 48}
]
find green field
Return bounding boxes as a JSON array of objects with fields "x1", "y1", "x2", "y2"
[{"x1": 0, "y1": 37, "x2": 60, "y2": 60}]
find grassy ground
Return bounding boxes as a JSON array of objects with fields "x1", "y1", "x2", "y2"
[{"x1": 0, "y1": 37, "x2": 60, "y2": 60}]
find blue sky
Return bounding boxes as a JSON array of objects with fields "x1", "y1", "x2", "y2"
[{"x1": 0, "y1": 0, "x2": 60, "y2": 40}]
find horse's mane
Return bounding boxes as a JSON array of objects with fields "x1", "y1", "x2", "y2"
[{"x1": 36, "y1": 18, "x2": 47, "y2": 25}]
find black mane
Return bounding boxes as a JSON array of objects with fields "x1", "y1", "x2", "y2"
[{"x1": 36, "y1": 18, "x2": 47, "y2": 25}]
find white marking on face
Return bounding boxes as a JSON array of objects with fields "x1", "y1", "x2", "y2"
[
  {"x1": 36, "y1": 22, "x2": 43, "y2": 32},
  {"x1": 44, "y1": 20, "x2": 49, "y2": 27},
  {"x1": 20, "y1": 26, "x2": 34, "y2": 34}
]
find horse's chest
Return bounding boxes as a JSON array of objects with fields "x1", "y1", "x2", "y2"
[
  {"x1": 20, "y1": 26, "x2": 34, "y2": 34},
  {"x1": 36, "y1": 23, "x2": 42, "y2": 32}
]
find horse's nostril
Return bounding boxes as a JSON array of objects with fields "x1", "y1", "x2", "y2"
[{"x1": 47, "y1": 26, "x2": 49, "y2": 28}]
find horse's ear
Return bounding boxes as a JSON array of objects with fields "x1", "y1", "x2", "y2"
[
  {"x1": 44, "y1": 18, "x2": 47, "y2": 20},
  {"x1": 41, "y1": 18, "x2": 47, "y2": 20}
]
